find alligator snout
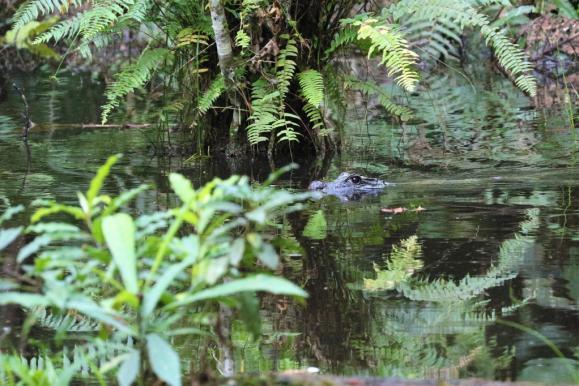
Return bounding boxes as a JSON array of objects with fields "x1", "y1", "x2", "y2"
[{"x1": 308, "y1": 172, "x2": 390, "y2": 201}]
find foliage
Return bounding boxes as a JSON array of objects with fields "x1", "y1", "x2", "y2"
[
  {"x1": 101, "y1": 48, "x2": 171, "y2": 123},
  {"x1": 6, "y1": 0, "x2": 539, "y2": 151},
  {"x1": 387, "y1": 0, "x2": 537, "y2": 95},
  {"x1": 342, "y1": 15, "x2": 420, "y2": 92},
  {"x1": 0, "y1": 155, "x2": 311, "y2": 385},
  {"x1": 0, "y1": 18, "x2": 60, "y2": 59}
]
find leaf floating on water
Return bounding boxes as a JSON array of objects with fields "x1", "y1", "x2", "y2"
[{"x1": 381, "y1": 206, "x2": 426, "y2": 214}]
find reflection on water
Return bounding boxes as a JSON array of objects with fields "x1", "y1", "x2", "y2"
[{"x1": 0, "y1": 70, "x2": 578, "y2": 383}]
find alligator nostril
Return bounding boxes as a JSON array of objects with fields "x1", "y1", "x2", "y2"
[{"x1": 308, "y1": 181, "x2": 325, "y2": 190}]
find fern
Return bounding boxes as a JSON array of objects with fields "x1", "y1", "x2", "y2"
[
  {"x1": 33, "y1": 307, "x2": 100, "y2": 332},
  {"x1": 342, "y1": 15, "x2": 420, "y2": 92},
  {"x1": 275, "y1": 38, "x2": 298, "y2": 98},
  {"x1": 101, "y1": 48, "x2": 170, "y2": 123},
  {"x1": 325, "y1": 27, "x2": 358, "y2": 57},
  {"x1": 78, "y1": 0, "x2": 134, "y2": 42},
  {"x1": 11, "y1": 0, "x2": 84, "y2": 30},
  {"x1": 298, "y1": 70, "x2": 324, "y2": 107},
  {"x1": 388, "y1": 0, "x2": 537, "y2": 95},
  {"x1": 247, "y1": 79, "x2": 279, "y2": 144},
  {"x1": 343, "y1": 75, "x2": 413, "y2": 120},
  {"x1": 197, "y1": 74, "x2": 225, "y2": 115},
  {"x1": 235, "y1": 30, "x2": 251, "y2": 48},
  {"x1": 247, "y1": 39, "x2": 301, "y2": 145},
  {"x1": 402, "y1": 270, "x2": 516, "y2": 302},
  {"x1": 303, "y1": 102, "x2": 325, "y2": 131}
]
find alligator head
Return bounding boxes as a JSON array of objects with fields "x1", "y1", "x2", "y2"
[{"x1": 308, "y1": 172, "x2": 390, "y2": 201}]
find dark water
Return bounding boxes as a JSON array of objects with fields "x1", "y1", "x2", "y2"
[{"x1": 0, "y1": 70, "x2": 578, "y2": 383}]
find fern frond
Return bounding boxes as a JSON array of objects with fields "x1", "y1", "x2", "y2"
[
  {"x1": 118, "y1": 0, "x2": 152, "y2": 24},
  {"x1": 247, "y1": 79, "x2": 278, "y2": 145},
  {"x1": 276, "y1": 38, "x2": 298, "y2": 98},
  {"x1": 303, "y1": 102, "x2": 325, "y2": 131},
  {"x1": 12, "y1": 0, "x2": 83, "y2": 30},
  {"x1": 235, "y1": 30, "x2": 251, "y2": 48},
  {"x1": 344, "y1": 76, "x2": 413, "y2": 120},
  {"x1": 78, "y1": 0, "x2": 134, "y2": 42},
  {"x1": 298, "y1": 69, "x2": 324, "y2": 107},
  {"x1": 101, "y1": 48, "x2": 170, "y2": 123},
  {"x1": 197, "y1": 74, "x2": 225, "y2": 115},
  {"x1": 388, "y1": 0, "x2": 536, "y2": 95},
  {"x1": 325, "y1": 27, "x2": 358, "y2": 57},
  {"x1": 343, "y1": 16, "x2": 420, "y2": 92},
  {"x1": 33, "y1": 307, "x2": 100, "y2": 332}
]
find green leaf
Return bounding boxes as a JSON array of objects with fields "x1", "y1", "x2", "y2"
[
  {"x1": 0, "y1": 292, "x2": 50, "y2": 308},
  {"x1": 0, "y1": 205, "x2": 24, "y2": 226},
  {"x1": 67, "y1": 297, "x2": 134, "y2": 336},
  {"x1": 142, "y1": 256, "x2": 196, "y2": 317},
  {"x1": 246, "y1": 208, "x2": 266, "y2": 224},
  {"x1": 303, "y1": 210, "x2": 327, "y2": 240},
  {"x1": 0, "y1": 227, "x2": 22, "y2": 251},
  {"x1": 87, "y1": 154, "x2": 121, "y2": 206},
  {"x1": 31, "y1": 204, "x2": 85, "y2": 223},
  {"x1": 27, "y1": 222, "x2": 82, "y2": 234},
  {"x1": 553, "y1": 0, "x2": 578, "y2": 19},
  {"x1": 205, "y1": 257, "x2": 229, "y2": 285},
  {"x1": 103, "y1": 213, "x2": 138, "y2": 294},
  {"x1": 146, "y1": 334, "x2": 181, "y2": 386},
  {"x1": 117, "y1": 350, "x2": 140, "y2": 386},
  {"x1": 229, "y1": 238, "x2": 245, "y2": 266},
  {"x1": 169, "y1": 173, "x2": 195, "y2": 204},
  {"x1": 17, "y1": 235, "x2": 51, "y2": 263},
  {"x1": 257, "y1": 243, "x2": 279, "y2": 269},
  {"x1": 169, "y1": 274, "x2": 308, "y2": 308}
]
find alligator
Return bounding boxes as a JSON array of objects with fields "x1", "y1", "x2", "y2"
[{"x1": 308, "y1": 172, "x2": 391, "y2": 201}]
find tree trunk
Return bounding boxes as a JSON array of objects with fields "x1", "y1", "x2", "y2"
[
  {"x1": 209, "y1": 0, "x2": 242, "y2": 134},
  {"x1": 209, "y1": 0, "x2": 235, "y2": 82}
]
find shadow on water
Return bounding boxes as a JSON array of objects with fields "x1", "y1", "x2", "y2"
[{"x1": 0, "y1": 68, "x2": 578, "y2": 383}]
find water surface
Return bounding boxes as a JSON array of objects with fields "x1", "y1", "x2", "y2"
[{"x1": 0, "y1": 69, "x2": 577, "y2": 383}]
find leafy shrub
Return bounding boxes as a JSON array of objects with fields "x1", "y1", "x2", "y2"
[{"x1": 0, "y1": 155, "x2": 312, "y2": 385}]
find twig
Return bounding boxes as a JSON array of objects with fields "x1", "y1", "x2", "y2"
[{"x1": 12, "y1": 83, "x2": 34, "y2": 141}]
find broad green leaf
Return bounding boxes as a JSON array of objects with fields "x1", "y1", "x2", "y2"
[
  {"x1": 229, "y1": 238, "x2": 245, "y2": 266},
  {"x1": 303, "y1": 210, "x2": 327, "y2": 240},
  {"x1": 169, "y1": 274, "x2": 308, "y2": 308},
  {"x1": 0, "y1": 205, "x2": 24, "y2": 225},
  {"x1": 0, "y1": 292, "x2": 50, "y2": 307},
  {"x1": 169, "y1": 173, "x2": 195, "y2": 204},
  {"x1": 0, "y1": 227, "x2": 22, "y2": 251},
  {"x1": 103, "y1": 184, "x2": 149, "y2": 216},
  {"x1": 17, "y1": 235, "x2": 51, "y2": 263},
  {"x1": 142, "y1": 256, "x2": 195, "y2": 317},
  {"x1": 146, "y1": 334, "x2": 181, "y2": 386},
  {"x1": 87, "y1": 154, "x2": 121, "y2": 206},
  {"x1": 117, "y1": 350, "x2": 140, "y2": 386},
  {"x1": 261, "y1": 163, "x2": 298, "y2": 187},
  {"x1": 27, "y1": 222, "x2": 81, "y2": 234},
  {"x1": 103, "y1": 213, "x2": 138, "y2": 294},
  {"x1": 257, "y1": 243, "x2": 279, "y2": 269},
  {"x1": 31, "y1": 204, "x2": 85, "y2": 223},
  {"x1": 205, "y1": 256, "x2": 229, "y2": 284},
  {"x1": 246, "y1": 207, "x2": 266, "y2": 223},
  {"x1": 67, "y1": 297, "x2": 134, "y2": 336}
]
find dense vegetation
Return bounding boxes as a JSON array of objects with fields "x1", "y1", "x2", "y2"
[
  {"x1": 0, "y1": 0, "x2": 577, "y2": 384},
  {"x1": 2, "y1": 0, "x2": 561, "y2": 159}
]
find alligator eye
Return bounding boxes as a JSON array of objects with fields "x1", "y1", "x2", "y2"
[{"x1": 350, "y1": 175, "x2": 361, "y2": 184}]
